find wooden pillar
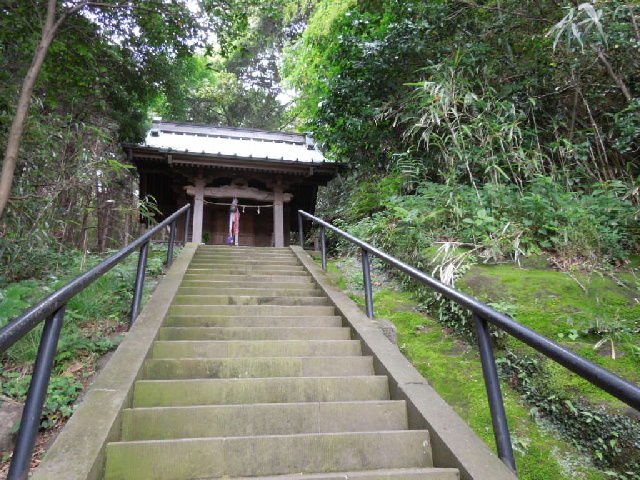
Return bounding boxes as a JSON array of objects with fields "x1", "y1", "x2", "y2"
[
  {"x1": 192, "y1": 177, "x2": 205, "y2": 244},
  {"x1": 273, "y1": 186, "x2": 284, "y2": 248}
]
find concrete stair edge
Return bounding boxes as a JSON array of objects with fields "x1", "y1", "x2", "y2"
[
  {"x1": 104, "y1": 430, "x2": 434, "y2": 480},
  {"x1": 207, "y1": 468, "x2": 461, "y2": 480},
  {"x1": 120, "y1": 400, "x2": 409, "y2": 440}
]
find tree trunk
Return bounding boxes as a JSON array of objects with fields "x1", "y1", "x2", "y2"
[
  {"x1": 123, "y1": 210, "x2": 131, "y2": 246},
  {"x1": 79, "y1": 192, "x2": 91, "y2": 251},
  {"x1": 0, "y1": 0, "x2": 60, "y2": 220},
  {"x1": 0, "y1": 0, "x2": 95, "y2": 220},
  {"x1": 596, "y1": 47, "x2": 632, "y2": 102}
]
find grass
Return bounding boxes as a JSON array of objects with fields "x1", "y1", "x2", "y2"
[{"x1": 324, "y1": 253, "x2": 634, "y2": 479}]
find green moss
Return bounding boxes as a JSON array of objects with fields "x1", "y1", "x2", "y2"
[
  {"x1": 328, "y1": 253, "x2": 640, "y2": 480},
  {"x1": 328, "y1": 257, "x2": 626, "y2": 479},
  {"x1": 369, "y1": 288, "x2": 605, "y2": 480},
  {"x1": 458, "y1": 262, "x2": 640, "y2": 400}
]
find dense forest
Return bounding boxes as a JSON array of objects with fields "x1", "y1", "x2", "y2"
[{"x1": 0, "y1": 0, "x2": 639, "y2": 478}]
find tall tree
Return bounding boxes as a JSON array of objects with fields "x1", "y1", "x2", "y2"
[{"x1": 0, "y1": 0, "x2": 252, "y2": 220}]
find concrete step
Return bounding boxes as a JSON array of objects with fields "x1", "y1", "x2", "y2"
[
  {"x1": 187, "y1": 264, "x2": 307, "y2": 273},
  {"x1": 187, "y1": 269, "x2": 311, "y2": 277},
  {"x1": 105, "y1": 245, "x2": 455, "y2": 480},
  {"x1": 182, "y1": 274, "x2": 315, "y2": 284},
  {"x1": 191, "y1": 258, "x2": 299, "y2": 266},
  {"x1": 177, "y1": 286, "x2": 324, "y2": 297},
  {"x1": 216, "y1": 467, "x2": 460, "y2": 480},
  {"x1": 163, "y1": 315, "x2": 343, "y2": 328},
  {"x1": 172, "y1": 295, "x2": 330, "y2": 307},
  {"x1": 143, "y1": 356, "x2": 374, "y2": 379},
  {"x1": 133, "y1": 376, "x2": 390, "y2": 407},
  {"x1": 181, "y1": 279, "x2": 317, "y2": 289},
  {"x1": 213, "y1": 469, "x2": 460, "y2": 480},
  {"x1": 197, "y1": 246, "x2": 291, "y2": 253},
  {"x1": 168, "y1": 305, "x2": 336, "y2": 317},
  {"x1": 121, "y1": 400, "x2": 408, "y2": 440},
  {"x1": 101, "y1": 464, "x2": 457, "y2": 480},
  {"x1": 105, "y1": 430, "x2": 433, "y2": 480},
  {"x1": 158, "y1": 326, "x2": 351, "y2": 341},
  {"x1": 190, "y1": 257, "x2": 301, "y2": 266},
  {"x1": 151, "y1": 340, "x2": 362, "y2": 359}
]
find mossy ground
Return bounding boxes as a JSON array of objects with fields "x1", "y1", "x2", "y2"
[
  {"x1": 322, "y1": 253, "x2": 638, "y2": 479},
  {"x1": 459, "y1": 257, "x2": 640, "y2": 409}
]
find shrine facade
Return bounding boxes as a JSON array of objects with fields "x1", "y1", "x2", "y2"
[{"x1": 123, "y1": 120, "x2": 340, "y2": 247}]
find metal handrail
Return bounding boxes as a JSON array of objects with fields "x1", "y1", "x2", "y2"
[
  {"x1": 298, "y1": 209, "x2": 640, "y2": 474},
  {"x1": 0, "y1": 204, "x2": 190, "y2": 480}
]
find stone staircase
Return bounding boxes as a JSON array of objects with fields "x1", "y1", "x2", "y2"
[{"x1": 103, "y1": 246, "x2": 460, "y2": 480}]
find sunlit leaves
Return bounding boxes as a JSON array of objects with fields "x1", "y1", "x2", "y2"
[{"x1": 548, "y1": 2, "x2": 607, "y2": 51}]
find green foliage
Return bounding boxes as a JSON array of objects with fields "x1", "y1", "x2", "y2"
[
  {"x1": 324, "y1": 172, "x2": 638, "y2": 268},
  {"x1": 286, "y1": 0, "x2": 640, "y2": 187},
  {"x1": 319, "y1": 168, "x2": 639, "y2": 480},
  {"x1": 327, "y1": 252, "x2": 639, "y2": 478},
  {"x1": 1, "y1": 372, "x2": 82, "y2": 429},
  {"x1": 497, "y1": 350, "x2": 640, "y2": 478},
  {"x1": 328, "y1": 268, "x2": 608, "y2": 479},
  {"x1": 0, "y1": 243, "x2": 171, "y2": 432},
  {"x1": 54, "y1": 324, "x2": 120, "y2": 368},
  {"x1": 0, "y1": 282, "x2": 38, "y2": 327},
  {"x1": 0, "y1": 244, "x2": 170, "y2": 364},
  {"x1": 285, "y1": 0, "x2": 439, "y2": 170}
]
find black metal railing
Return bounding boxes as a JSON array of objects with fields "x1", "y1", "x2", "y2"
[
  {"x1": 0, "y1": 204, "x2": 190, "y2": 480},
  {"x1": 298, "y1": 210, "x2": 640, "y2": 474}
]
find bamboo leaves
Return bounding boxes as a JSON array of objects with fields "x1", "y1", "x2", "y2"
[{"x1": 547, "y1": 2, "x2": 606, "y2": 51}]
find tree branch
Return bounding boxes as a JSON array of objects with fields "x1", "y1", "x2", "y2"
[
  {"x1": 595, "y1": 47, "x2": 632, "y2": 102},
  {"x1": 82, "y1": 1, "x2": 188, "y2": 16},
  {"x1": 627, "y1": 1, "x2": 640, "y2": 45}
]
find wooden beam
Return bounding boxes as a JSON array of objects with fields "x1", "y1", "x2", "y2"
[{"x1": 185, "y1": 185, "x2": 292, "y2": 202}]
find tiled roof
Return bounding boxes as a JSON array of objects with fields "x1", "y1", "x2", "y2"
[{"x1": 143, "y1": 120, "x2": 326, "y2": 163}]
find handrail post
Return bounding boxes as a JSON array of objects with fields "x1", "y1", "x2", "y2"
[
  {"x1": 361, "y1": 248, "x2": 375, "y2": 319},
  {"x1": 320, "y1": 225, "x2": 327, "y2": 272},
  {"x1": 166, "y1": 219, "x2": 177, "y2": 268},
  {"x1": 7, "y1": 305, "x2": 66, "y2": 480},
  {"x1": 473, "y1": 312, "x2": 517, "y2": 473},
  {"x1": 184, "y1": 205, "x2": 191, "y2": 245},
  {"x1": 130, "y1": 241, "x2": 150, "y2": 327},
  {"x1": 298, "y1": 212, "x2": 304, "y2": 248}
]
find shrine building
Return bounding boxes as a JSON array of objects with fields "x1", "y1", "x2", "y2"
[{"x1": 122, "y1": 120, "x2": 340, "y2": 247}]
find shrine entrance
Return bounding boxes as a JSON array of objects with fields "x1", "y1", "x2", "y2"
[
  {"x1": 204, "y1": 199, "x2": 277, "y2": 247},
  {"x1": 124, "y1": 121, "x2": 340, "y2": 247}
]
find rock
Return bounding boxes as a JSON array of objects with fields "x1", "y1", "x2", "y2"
[{"x1": 0, "y1": 399, "x2": 24, "y2": 453}]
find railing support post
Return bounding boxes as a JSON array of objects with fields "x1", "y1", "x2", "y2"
[
  {"x1": 320, "y1": 225, "x2": 327, "y2": 272},
  {"x1": 7, "y1": 306, "x2": 66, "y2": 480},
  {"x1": 166, "y1": 220, "x2": 177, "y2": 268},
  {"x1": 298, "y1": 212, "x2": 304, "y2": 248},
  {"x1": 473, "y1": 313, "x2": 517, "y2": 473},
  {"x1": 361, "y1": 248, "x2": 374, "y2": 319},
  {"x1": 184, "y1": 205, "x2": 191, "y2": 245},
  {"x1": 130, "y1": 241, "x2": 150, "y2": 326}
]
